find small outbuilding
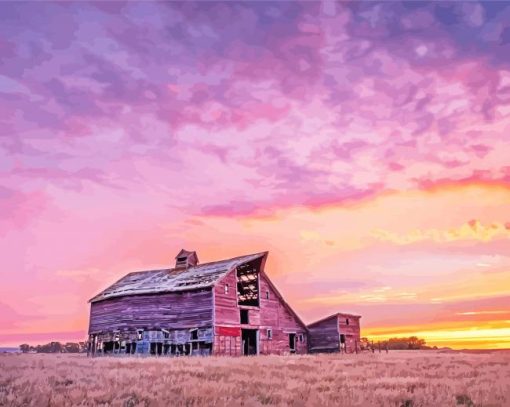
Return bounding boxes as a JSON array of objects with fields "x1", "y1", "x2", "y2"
[{"x1": 307, "y1": 312, "x2": 361, "y2": 353}]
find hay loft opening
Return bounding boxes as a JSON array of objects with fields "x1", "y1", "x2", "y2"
[{"x1": 236, "y1": 257, "x2": 262, "y2": 307}]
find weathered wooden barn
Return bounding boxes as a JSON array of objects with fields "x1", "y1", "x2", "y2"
[
  {"x1": 307, "y1": 312, "x2": 361, "y2": 353},
  {"x1": 88, "y1": 250, "x2": 308, "y2": 356}
]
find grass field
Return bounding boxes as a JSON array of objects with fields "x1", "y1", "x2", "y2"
[{"x1": 0, "y1": 350, "x2": 509, "y2": 406}]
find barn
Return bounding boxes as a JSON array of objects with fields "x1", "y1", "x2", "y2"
[
  {"x1": 87, "y1": 250, "x2": 308, "y2": 356},
  {"x1": 307, "y1": 313, "x2": 361, "y2": 353}
]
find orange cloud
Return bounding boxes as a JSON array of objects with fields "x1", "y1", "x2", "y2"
[
  {"x1": 456, "y1": 310, "x2": 508, "y2": 316},
  {"x1": 371, "y1": 219, "x2": 510, "y2": 245}
]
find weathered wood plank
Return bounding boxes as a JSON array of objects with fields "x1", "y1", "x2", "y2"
[
  {"x1": 338, "y1": 314, "x2": 361, "y2": 353},
  {"x1": 308, "y1": 313, "x2": 361, "y2": 353},
  {"x1": 308, "y1": 315, "x2": 339, "y2": 352},
  {"x1": 213, "y1": 269, "x2": 307, "y2": 355},
  {"x1": 89, "y1": 289, "x2": 213, "y2": 334}
]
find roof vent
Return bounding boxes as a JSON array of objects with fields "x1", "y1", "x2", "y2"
[{"x1": 175, "y1": 249, "x2": 199, "y2": 271}]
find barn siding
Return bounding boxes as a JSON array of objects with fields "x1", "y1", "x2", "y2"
[
  {"x1": 214, "y1": 270, "x2": 240, "y2": 326},
  {"x1": 213, "y1": 325, "x2": 242, "y2": 356},
  {"x1": 89, "y1": 288, "x2": 213, "y2": 334},
  {"x1": 308, "y1": 314, "x2": 361, "y2": 353},
  {"x1": 259, "y1": 272, "x2": 307, "y2": 355},
  {"x1": 338, "y1": 314, "x2": 361, "y2": 353},
  {"x1": 308, "y1": 316, "x2": 339, "y2": 352},
  {"x1": 213, "y1": 270, "x2": 242, "y2": 356},
  {"x1": 213, "y1": 269, "x2": 307, "y2": 355}
]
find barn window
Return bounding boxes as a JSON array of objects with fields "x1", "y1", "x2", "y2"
[
  {"x1": 162, "y1": 329, "x2": 170, "y2": 339},
  {"x1": 265, "y1": 290, "x2": 270, "y2": 300},
  {"x1": 267, "y1": 329, "x2": 272, "y2": 340},
  {"x1": 225, "y1": 284, "x2": 229, "y2": 294},
  {"x1": 190, "y1": 329, "x2": 198, "y2": 341},
  {"x1": 299, "y1": 334, "x2": 304, "y2": 343},
  {"x1": 137, "y1": 329, "x2": 143, "y2": 340},
  {"x1": 240, "y1": 309, "x2": 249, "y2": 324},
  {"x1": 346, "y1": 318, "x2": 349, "y2": 325}
]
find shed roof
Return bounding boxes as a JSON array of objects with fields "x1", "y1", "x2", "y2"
[
  {"x1": 307, "y1": 312, "x2": 361, "y2": 328},
  {"x1": 89, "y1": 252, "x2": 266, "y2": 303}
]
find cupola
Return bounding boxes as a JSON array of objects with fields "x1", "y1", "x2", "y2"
[{"x1": 175, "y1": 249, "x2": 199, "y2": 270}]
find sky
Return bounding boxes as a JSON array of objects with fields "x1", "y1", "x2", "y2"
[{"x1": 1, "y1": 1, "x2": 510, "y2": 349}]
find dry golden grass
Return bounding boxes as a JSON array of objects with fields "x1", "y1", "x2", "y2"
[{"x1": 0, "y1": 351, "x2": 509, "y2": 406}]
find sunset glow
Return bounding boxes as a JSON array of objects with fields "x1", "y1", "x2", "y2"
[{"x1": 1, "y1": 1, "x2": 510, "y2": 349}]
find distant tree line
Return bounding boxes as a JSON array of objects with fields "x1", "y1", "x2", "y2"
[
  {"x1": 361, "y1": 336, "x2": 439, "y2": 350},
  {"x1": 19, "y1": 342, "x2": 87, "y2": 354},
  {"x1": 18, "y1": 337, "x2": 437, "y2": 354}
]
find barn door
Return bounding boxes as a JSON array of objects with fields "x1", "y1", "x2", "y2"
[
  {"x1": 242, "y1": 329, "x2": 258, "y2": 355},
  {"x1": 340, "y1": 334, "x2": 346, "y2": 352},
  {"x1": 289, "y1": 333, "x2": 296, "y2": 353}
]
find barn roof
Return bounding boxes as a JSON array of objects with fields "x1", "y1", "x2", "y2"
[{"x1": 89, "y1": 252, "x2": 266, "y2": 303}]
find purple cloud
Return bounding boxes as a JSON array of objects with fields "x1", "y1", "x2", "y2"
[{"x1": 1, "y1": 1, "x2": 510, "y2": 218}]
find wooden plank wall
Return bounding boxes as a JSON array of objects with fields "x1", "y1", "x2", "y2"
[
  {"x1": 213, "y1": 269, "x2": 307, "y2": 355},
  {"x1": 214, "y1": 269, "x2": 239, "y2": 326},
  {"x1": 214, "y1": 268, "x2": 243, "y2": 356},
  {"x1": 88, "y1": 288, "x2": 213, "y2": 334},
  {"x1": 338, "y1": 315, "x2": 361, "y2": 353},
  {"x1": 213, "y1": 326, "x2": 242, "y2": 356},
  {"x1": 308, "y1": 316, "x2": 339, "y2": 352},
  {"x1": 259, "y1": 272, "x2": 307, "y2": 355}
]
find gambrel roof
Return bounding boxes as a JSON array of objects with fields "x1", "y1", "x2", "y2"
[{"x1": 89, "y1": 252, "x2": 266, "y2": 303}]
